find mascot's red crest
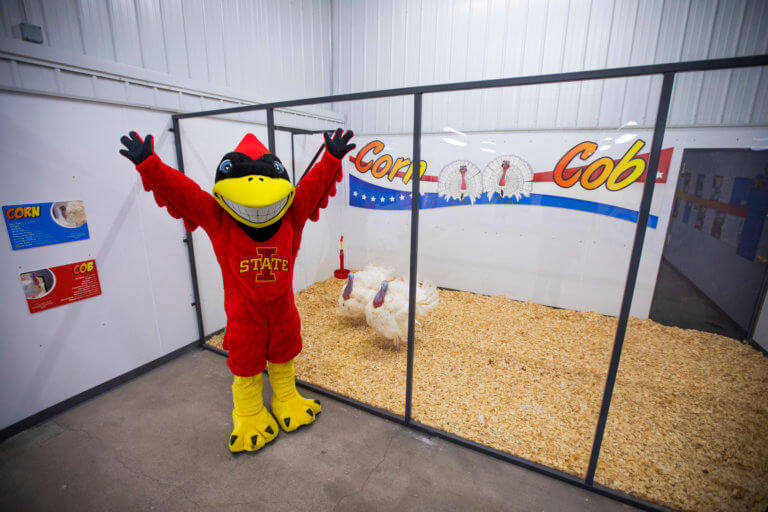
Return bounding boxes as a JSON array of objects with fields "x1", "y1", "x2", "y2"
[{"x1": 235, "y1": 133, "x2": 270, "y2": 160}]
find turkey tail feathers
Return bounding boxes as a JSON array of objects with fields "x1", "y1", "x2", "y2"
[{"x1": 415, "y1": 280, "x2": 439, "y2": 316}]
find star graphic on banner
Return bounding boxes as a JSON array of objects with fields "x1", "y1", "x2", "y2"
[
  {"x1": 370, "y1": 196, "x2": 376, "y2": 202},
  {"x1": 390, "y1": 196, "x2": 395, "y2": 202},
  {"x1": 380, "y1": 197, "x2": 386, "y2": 202},
  {"x1": 362, "y1": 194, "x2": 367, "y2": 200},
  {"x1": 399, "y1": 194, "x2": 405, "y2": 201},
  {"x1": 353, "y1": 191, "x2": 358, "y2": 197}
]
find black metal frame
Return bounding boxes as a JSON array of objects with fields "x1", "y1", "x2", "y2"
[{"x1": 173, "y1": 55, "x2": 768, "y2": 512}]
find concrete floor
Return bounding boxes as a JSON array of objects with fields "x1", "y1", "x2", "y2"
[{"x1": 0, "y1": 349, "x2": 637, "y2": 512}]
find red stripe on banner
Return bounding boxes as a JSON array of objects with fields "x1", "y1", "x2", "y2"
[
  {"x1": 676, "y1": 192, "x2": 748, "y2": 217},
  {"x1": 533, "y1": 147, "x2": 673, "y2": 184},
  {"x1": 407, "y1": 173, "x2": 439, "y2": 182}
]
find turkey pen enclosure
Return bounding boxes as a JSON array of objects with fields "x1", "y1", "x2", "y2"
[{"x1": 173, "y1": 55, "x2": 768, "y2": 512}]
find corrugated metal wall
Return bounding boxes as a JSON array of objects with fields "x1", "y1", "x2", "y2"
[
  {"x1": 1, "y1": 1, "x2": 765, "y2": 130},
  {"x1": 331, "y1": 0, "x2": 768, "y2": 134},
  {"x1": 0, "y1": 0, "x2": 334, "y2": 116}
]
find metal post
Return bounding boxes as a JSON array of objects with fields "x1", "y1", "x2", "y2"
[
  {"x1": 405, "y1": 93, "x2": 423, "y2": 423},
  {"x1": 290, "y1": 133, "x2": 296, "y2": 185},
  {"x1": 171, "y1": 117, "x2": 206, "y2": 347},
  {"x1": 584, "y1": 72, "x2": 676, "y2": 486},
  {"x1": 267, "y1": 108, "x2": 275, "y2": 153}
]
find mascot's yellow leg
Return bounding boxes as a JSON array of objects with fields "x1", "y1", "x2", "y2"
[
  {"x1": 229, "y1": 374, "x2": 279, "y2": 453},
  {"x1": 268, "y1": 360, "x2": 322, "y2": 432}
]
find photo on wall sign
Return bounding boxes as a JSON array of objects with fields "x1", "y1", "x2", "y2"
[
  {"x1": 51, "y1": 200, "x2": 87, "y2": 228},
  {"x1": 20, "y1": 269, "x2": 55, "y2": 299}
]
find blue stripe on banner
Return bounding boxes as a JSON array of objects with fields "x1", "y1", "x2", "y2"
[{"x1": 348, "y1": 174, "x2": 658, "y2": 229}]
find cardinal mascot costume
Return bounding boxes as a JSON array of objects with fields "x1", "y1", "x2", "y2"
[{"x1": 119, "y1": 128, "x2": 355, "y2": 452}]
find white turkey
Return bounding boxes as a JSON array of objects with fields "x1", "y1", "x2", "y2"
[
  {"x1": 338, "y1": 265, "x2": 395, "y2": 321},
  {"x1": 364, "y1": 278, "x2": 439, "y2": 350}
]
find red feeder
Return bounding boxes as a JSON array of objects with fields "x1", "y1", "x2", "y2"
[{"x1": 334, "y1": 235, "x2": 350, "y2": 279}]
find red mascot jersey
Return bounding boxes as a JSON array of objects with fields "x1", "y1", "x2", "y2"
[{"x1": 134, "y1": 149, "x2": 342, "y2": 376}]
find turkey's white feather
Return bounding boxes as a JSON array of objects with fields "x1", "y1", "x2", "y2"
[
  {"x1": 364, "y1": 278, "x2": 439, "y2": 350},
  {"x1": 338, "y1": 265, "x2": 395, "y2": 321}
]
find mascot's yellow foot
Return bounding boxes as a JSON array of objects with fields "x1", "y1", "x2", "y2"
[
  {"x1": 270, "y1": 394, "x2": 321, "y2": 433},
  {"x1": 268, "y1": 360, "x2": 322, "y2": 432},
  {"x1": 229, "y1": 374, "x2": 279, "y2": 453},
  {"x1": 229, "y1": 408, "x2": 279, "y2": 452}
]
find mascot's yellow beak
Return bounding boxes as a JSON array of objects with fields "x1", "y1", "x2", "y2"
[{"x1": 213, "y1": 176, "x2": 295, "y2": 228}]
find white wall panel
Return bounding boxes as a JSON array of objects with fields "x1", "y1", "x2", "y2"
[
  {"x1": 516, "y1": 0, "x2": 545, "y2": 129},
  {"x1": 135, "y1": 0, "x2": 168, "y2": 73},
  {"x1": 752, "y1": 66, "x2": 768, "y2": 125},
  {"x1": 1, "y1": 1, "x2": 24, "y2": 38},
  {"x1": 694, "y1": 0, "x2": 745, "y2": 125},
  {"x1": 535, "y1": 0, "x2": 568, "y2": 129},
  {"x1": 17, "y1": 60, "x2": 55, "y2": 91},
  {"x1": 0, "y1": 92, "x2": 198, "y2": 430},
  {"x1": 598, "y1": 0, "x2": 637, "y2": 128},
  {"x1": 622, "y1": 0, "x2": 663, "y2": 127},
  {"x1": 77, "y1": 0, "x2": 115, "y2": 61},
  {"x1": 58, "y1": 68, "x2": 94, "y2": 95},
  {"x1": 221, "y1": 0, "x2": 242, "y2": 90},
  {"x1": 181, "y1": 0, "x2": 209, "y2": 82},
  {"x1": 668, "y1": 0, "x2": 717, "y2": 126},
  {"x1": 158, "y1": 0, "x2": 189, "y2": 78},
  {"x1": 332, "y1": 0, "x2": 768, "y2": 134},
  {"x1": 202, "y1": 0, "x2": 227, "y2": 88},
  {"x1": 40, "y1": 0, "x2": 83, "y2": 53},
  {"x1": 576, "y1": 0, "x2": 613, "y2": 130}
]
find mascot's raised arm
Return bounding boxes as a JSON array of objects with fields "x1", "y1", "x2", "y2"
[{"x1": 119, "y1": 128, "x2": 355, "y2": 452}]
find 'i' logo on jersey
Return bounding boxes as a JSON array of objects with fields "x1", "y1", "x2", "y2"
[{"x1": 238, "y1": 248, "x2": 289, "y2": 282}]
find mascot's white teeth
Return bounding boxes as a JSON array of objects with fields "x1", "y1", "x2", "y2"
[{"x1": 222, "y1": 196, "x2": 288, "y2": 224}]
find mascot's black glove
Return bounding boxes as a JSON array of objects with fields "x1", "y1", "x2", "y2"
[
  {"x1": 119, "y1": 131, "x2": 155, "y2": 165},
  {"x1": 324, "y1": 128, "x2": 356, "y2": 159}
]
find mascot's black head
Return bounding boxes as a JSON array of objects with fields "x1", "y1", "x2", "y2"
[{"x1": 212, "y1": 134, "x2": 294, "y2": 242}]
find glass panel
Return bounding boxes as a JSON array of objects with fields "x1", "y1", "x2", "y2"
[
  {"x1": 411, "y1": 76, "x2": 663, "y2": 478},
  {"x1": 596, "y1": 68, "x2": 768, "y2": 512},
  {"x1": 291, "y1": 97, "x2": 414, "y2": 417}
]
